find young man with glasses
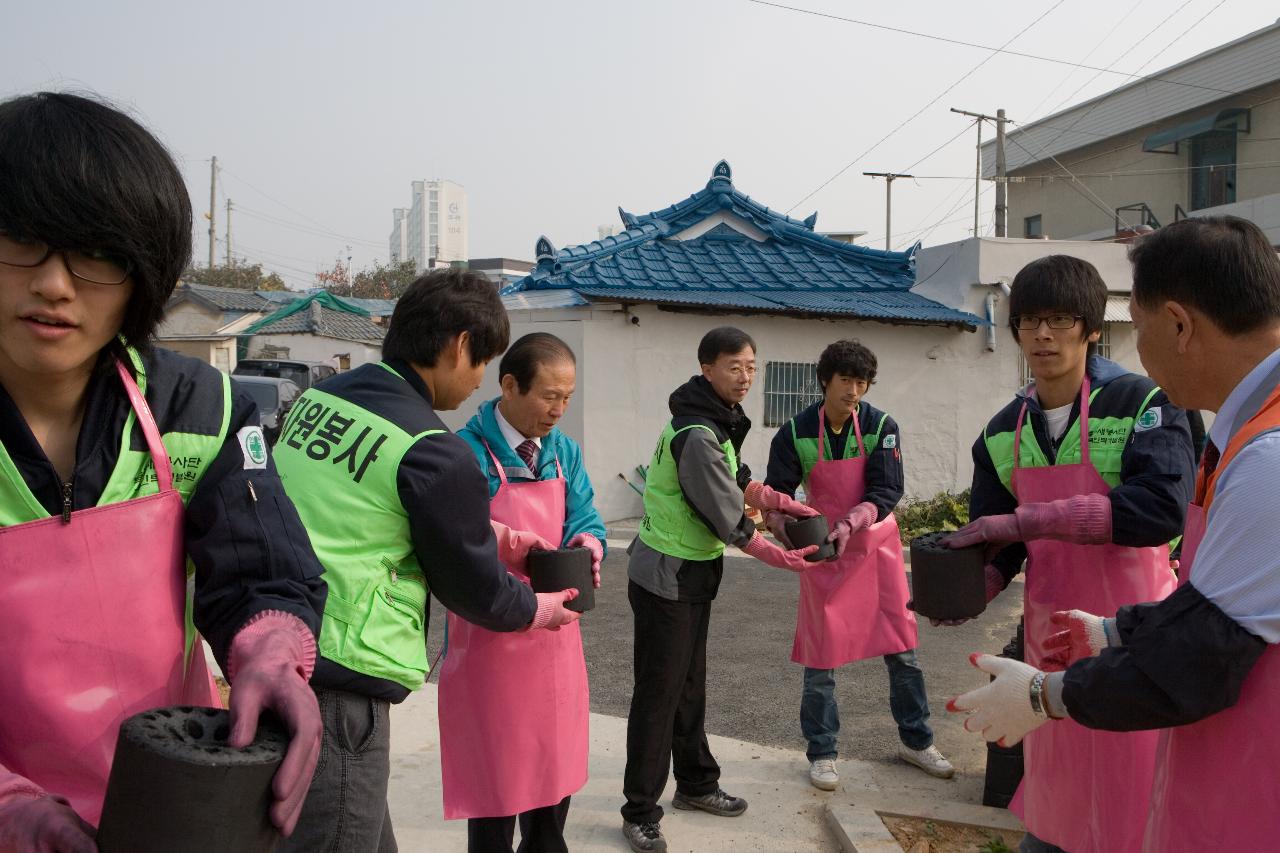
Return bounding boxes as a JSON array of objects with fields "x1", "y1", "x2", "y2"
[
  {"x1": 0, "y1": 92, "x2": 327, "y2": 849},
  {"x1": 620, "y1": 326, "x2": 819, "y2": 853},
  {"x1": 942, "y1": 255, "x2": 1195, "y2": 853}
]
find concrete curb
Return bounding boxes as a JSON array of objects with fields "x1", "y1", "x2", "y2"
[{"x1": 825, "y1": 795, "x2": 1024, "y2": 852}]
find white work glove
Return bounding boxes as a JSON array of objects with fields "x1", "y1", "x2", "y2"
[
  {"x1": 947, "y1": 654, "x2": 1056, "y2": 747},
  {"x1": 1042, "y1": 609, "x2": 1114, "y2": 671}
]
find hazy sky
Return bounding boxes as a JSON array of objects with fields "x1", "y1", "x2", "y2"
[{"x1": 3, "y1": 0, "x2": 1272, "y2": 289}]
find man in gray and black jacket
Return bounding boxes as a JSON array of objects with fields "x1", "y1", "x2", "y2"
[{"x1": 620, "y1": 327, "x2": 817, "y2": 853}]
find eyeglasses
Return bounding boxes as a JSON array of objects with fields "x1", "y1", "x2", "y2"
[
  {"x1": 1013, "y1": 314, "x2": 1083, "y2": 331},
  {"x1": 0, "y1": 232, "x2": 131, "y2": 285}
]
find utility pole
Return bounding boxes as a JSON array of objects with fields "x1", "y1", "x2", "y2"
[
  {"x1": 863, "y1": 172, "x2": 913, "y2": 250},
  {"x1": 225, "y1": 199, "x2": 233, "y2": 268},
  {"x1": 951, "y1": 108, "x2": 1008, "y2": 237},
  {"x1": 995, "y1": 109, "x2": 1008, "y2": 237},
  {"x1": 208, "y1": 156, "x2": 217, "y2": 268},
  {"x1": 346, "y1": 246, "x2": 353, "y2": 296}
]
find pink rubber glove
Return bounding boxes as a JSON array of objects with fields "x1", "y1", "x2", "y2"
[
  {"x1": 918, "y1": 564, "x2": 1006, "y2": 627},
  {"x1": 948, "y1": 654, "x2": 1055, "y2": 747},
  {"x1": 0, "y1": 793, "x2": 96, "y2": 853},
  {"x1": 828, "y1": 502, "x2": 877, "y2": 558},
  {"x1": 567, "y1": 532, "x2": 603, "y2": 589},
  {"x1": 527, "y1": 589, "x2": 582, "y2": 632},
  {"x1": 742, "y1": 532, "x2": 819, "y2": 572},
  {"x1": 947, "y1": 495, "x2": 1112, "y2": 551},
  {"x1": 1042, "y1": 609, "x2": 1113, "y2": 671},
  {"x1": 492, "y1": 520, "x2": 556, "y2": 572},
  {"x1": 764, "y1": 510, "x2": 793, "y2": 548},
  {"x1": 743, "y1": 481, "x2": 821, "y2": 519},
  {"x1": 226, "y1": 611, "x2": 321, "y2": 838}
]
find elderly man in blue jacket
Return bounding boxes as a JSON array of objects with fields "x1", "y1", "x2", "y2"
[{"x1": 441, "y1": 332, "x2": 606, "y2": 853}]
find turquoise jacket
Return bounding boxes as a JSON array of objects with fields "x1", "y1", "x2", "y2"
[{"x1": 459, "y1": 398, "x2": 607, "y2": 552}]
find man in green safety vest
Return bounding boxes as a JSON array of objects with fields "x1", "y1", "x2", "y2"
[
  {"x1": 272, "y1": 269, "x2": 581, "y2": 853},
  {"x1": 945, "y1": 255, "x2": 1195, "y2": 853},
  {"x1": 621, "y1": 326, "x2": 819, "y2": 853}
]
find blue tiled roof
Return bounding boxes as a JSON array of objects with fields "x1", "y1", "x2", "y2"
[{"x1": 505, "y1": 161, "x2": 984, "y2": 328}]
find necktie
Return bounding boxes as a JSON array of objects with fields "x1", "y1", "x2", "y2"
[
  {"x1": 1202, "y1": 439, "x2": 1220, "y2": 479},
  {"x1": 516, "y1": 439, "x2": 538, "y2": 471}
]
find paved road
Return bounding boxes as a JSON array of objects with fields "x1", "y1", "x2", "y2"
[{"x1": 427, "y1": 537, "x2": 1025, "y2": 797}]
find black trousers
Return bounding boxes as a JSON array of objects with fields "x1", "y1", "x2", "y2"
[
  {"x1": 621, "y1": 580, "x2": 721, "y2": 824},
  {"x1": 467, "y1": 796, "x2": 571, "y2": 853}
]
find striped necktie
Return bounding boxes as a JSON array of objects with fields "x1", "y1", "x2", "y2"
[{"x1": 516, "y1": 439, "x2": 538, "y2": 471}]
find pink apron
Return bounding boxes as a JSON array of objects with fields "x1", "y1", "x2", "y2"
[
  {"x1": 1142, "y1": 384, "x2": 1280, "y2": 851},
  {"x1": 0, "y1": 360, "x2": 219, "y2": 826},
  {"x1": 437, "y1": 440, "x2": 589, "y2": 819},
  {"x1": 1008, "y1": 377, "x2": 1174, "y2": 853},
  {"x1": 792, "y1": 406, "x2": 916, "y2": 668}
]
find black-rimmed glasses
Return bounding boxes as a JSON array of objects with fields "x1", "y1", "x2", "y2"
[
  {"x1": 1012, "y1": 314, "x2": 1083, "y2": 331},
  {"x1": 0, "y1": 231, "x2": 131, "y2": 285}
]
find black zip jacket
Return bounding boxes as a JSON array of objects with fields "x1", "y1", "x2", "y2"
[
  {"x1": 0, "y1": 346, "x2": 326, "y2": 671},
  {"x1": 1062, "y1": 582, "x2": 1267, "y2": 729},
  {"x1": 307, "y1": 359, "x2": 538, "y2": 702},
  {"x1": 765, "y1": 400, "x2": 904, "y2": 520},
  {"x1": 969, "y1": 357, "x2": 1196, "y2": 588}
]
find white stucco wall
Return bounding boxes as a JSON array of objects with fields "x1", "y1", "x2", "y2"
[{"x1": 246, "y1": 333, "x2": 382, "y2": 368}]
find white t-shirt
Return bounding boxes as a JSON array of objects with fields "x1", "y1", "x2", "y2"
[{"x1": 1042, "y1": 401, "x2": 1073, "y2": 442}]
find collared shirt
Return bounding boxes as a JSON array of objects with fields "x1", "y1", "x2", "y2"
[
  {"x1": 1192, "y1": 345, "x2": 1280, "y2": 642},
  {"x1": 494, "y1": 403, "x2": 540, "y2": 460}
]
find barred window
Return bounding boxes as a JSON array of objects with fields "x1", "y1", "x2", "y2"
[{"x1": 763, "y1": 361, "x2": 823, "y2": 427}]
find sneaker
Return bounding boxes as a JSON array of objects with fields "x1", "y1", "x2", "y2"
[
  {"x1": 672, "y1": 787, "x2": 748, "y2": 817},
  {"x1": 622, "y1": 820, "x2": 667, "y2": 852},
  {"x1": 898, "y1": 744, "x2": 955, "y2": 779},
  {"x1": 809, "y1": 758, "x2": 839, "y2": 791}
]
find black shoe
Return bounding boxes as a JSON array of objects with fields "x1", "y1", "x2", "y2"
[
  {"x1": 622, "y1": 820, "x2": 667, "y2": 852},
  {"x1": 672, "y1": 788, "x2": 748, "y2": 817}
]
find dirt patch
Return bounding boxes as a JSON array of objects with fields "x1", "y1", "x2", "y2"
[{"x1": 881, "y1": 814, "x2": 1023, "y2": 852}]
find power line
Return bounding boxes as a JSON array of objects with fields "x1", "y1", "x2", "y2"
[
  {"x1": 218, "y1": 166, "x2": 357, "y2": 240},
  {"x1": 783, "y1": 0, "x2": 1066, "y2": 212},
  {"x1": 233, "y1": 204, "x2": 384, "y2": 249},
  {"x1": 747, "y1": 0, "x2": 1239, "y2": 97}
]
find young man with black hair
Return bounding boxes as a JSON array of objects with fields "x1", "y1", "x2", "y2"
[
  {"x1": 621, "y1": 326, "x2": 819, "y2": 853},
  {"x1": 766, "y1": 339, "x2": 952, "y2": 791},
  {"x1": 443, "y1": 332, "x2": 606, "y2": 852},
  {"x1": 944, "y1": 255, "x2": 1195, "y2": 853},
  {"x1": 273, "y1": 270, "x2": 581, "y2": 852},
  {"x1": 952, "y1": 217, "x2": 1280, "y2": 852},
  {"x1": 0, "y1": 92, "x2": 326, "y2": 850}
]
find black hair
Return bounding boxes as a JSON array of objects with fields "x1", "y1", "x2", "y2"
[
  {"x1": 1129, "y1": 216, "x2": 1280, "y2": 335},
  {"x1": 697, "y1": 326, "x2": 756, "y2": 365},
  {"x1": 382, "y1": 267, "x2": 510, "y2": 366},
  {"x1": 817, "y1": 339, "x2": 877, "y2": 386},
  {"x1": 1007, "y1": 255, "x2": 1108, "y2": 350},
  {"x1": 0, "y1": 92, "x2": 193, "y2": 348},
  {"x1": 499, "y1": 332, "x2": 576, "y2": 394}
]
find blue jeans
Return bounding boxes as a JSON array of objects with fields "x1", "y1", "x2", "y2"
[{"x1": 800, "y1": 649, "x2": 933, "y2": 760}]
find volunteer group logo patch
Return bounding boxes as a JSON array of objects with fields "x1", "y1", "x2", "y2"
[
  {"x1": 238, "y1": 426, "x2": 269, "y2": 469},
  {"x1": 1135, "y1": 407, "x2": 1162, "y2": 432},
  {"x1": 882, "y1": 434, "x2": 897, "y2": 449}
]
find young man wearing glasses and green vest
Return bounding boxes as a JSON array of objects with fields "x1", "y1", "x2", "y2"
[
  {"x1": 944, "y1": 255, "x2": 1195, "y2": 853},
  {"x1": 272, "y1": 269, "x2": 581, "y2": 852}
]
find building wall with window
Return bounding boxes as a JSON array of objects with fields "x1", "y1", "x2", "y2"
[
  {"x1": 393, "y1": 179, "x2": 469, "y2": 272},
  {"x1": 984, "y1": 22, "x2": 1280, "y2": 243},
  {"x1": 1004, "y1": 80, "x2": 1280, "y2": 241}
]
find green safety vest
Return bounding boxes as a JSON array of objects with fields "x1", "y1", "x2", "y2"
[
  {"x1": 272, "y1": 363, "x2": 443, "y2": 691},
  {"x1": 0, "y1": 344, "x2": 231, "y2": 663},
  {"x1": 984, "y1": 385, "x2": 1163, "y2": 492},
  {"x1": 637, "y1": 422, "x2": 738, "y2": 561},
  {"x1": 789, "y1": 407, "x2": 887, "y2": 490}
]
